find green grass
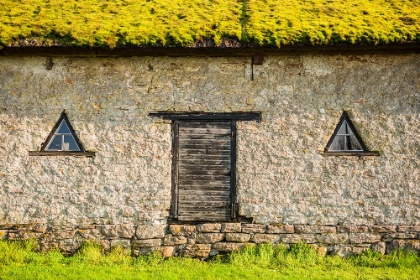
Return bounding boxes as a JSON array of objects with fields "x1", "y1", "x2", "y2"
[
  {"x1": 0, "y1": 0, "x2": 419, "y2": 48},
  {"x1": 0, "y1": 240, "x2": 419, "y2": 279}
]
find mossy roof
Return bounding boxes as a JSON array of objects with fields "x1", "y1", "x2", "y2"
[{"x1": 0, "y1": 0, "x2": 419, "y2": 49}]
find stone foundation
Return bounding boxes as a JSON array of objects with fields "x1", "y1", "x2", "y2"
[{"x1": 1, "y1": 223, "x2": 419, "y2": 258}]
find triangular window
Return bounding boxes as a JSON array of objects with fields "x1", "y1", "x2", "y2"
[
  {"x1": 324, "y1": 112, "x2": 379, "y2": 156},
  {"x1": 41, "y1": 111, "x2": 85, "y2": 152}
]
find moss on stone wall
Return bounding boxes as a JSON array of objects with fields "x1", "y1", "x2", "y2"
[{"x1": 0, "y1": 0, "x2": 419, "y2": 48}]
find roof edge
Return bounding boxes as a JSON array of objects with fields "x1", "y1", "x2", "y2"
[{"x1": 1, "y1": 43, "x2": 419, "y2": 57}]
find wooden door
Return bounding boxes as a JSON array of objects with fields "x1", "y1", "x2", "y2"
[{"x1": 172, "y1": 120, "x2": 235, "y2": 222}]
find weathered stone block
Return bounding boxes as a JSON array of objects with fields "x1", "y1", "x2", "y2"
[
  {"x1": 51, "y1": 226, "x2": 78, "y2": 239},
  {"x1": 212, "y1": 242, "x2": 249, "y2": 252},
  {"x1": 196, "y1": 233, "x2": 225, "y2": 244},
  {"x1": 386, "y1": 240, "x2": 420, "y2": 254},
  {"x1": 8, "y1": 231, "x2": 43, "y2": 240},
  {"x1": 32, "y1": 224, "x2": 48, "y2": 233},
  {"x1": 78, "y1": 228, "x2": 102, "y2": 240},
  {"x1": 221, "y1": 223, "x2": 241, "y2": 233},
  {"x1": 101, "y1": 224, "x2": 135, "y2": 239},
  {"x1": 252, "y1": 234, "x2": 280, "y2": 244},
  {"x1": 197, "y1": 223, "x2": 221, "y2": 233},
  {"x1": 110, "y1": 239, "x2": 131, "y2": 249},
  {"x1": 352, "y1": 245, "x2": 372, "y2": 255},
  {"x1": 369, "y1": 225, "x2": 397, "y2": 233},
  {"x1": 158, "y1": 246, "x2": 176, "y2": 257},
  {"x1": 337, "y1": 225, "x2": 369, "y2": 233},
  {"x1": 316, "y1": 233, "x2": 349, "y2": 245},
  {"x1": 266, "y1": 225, "x2": 294, "y2": 234},
  {"x1": 382, "y1": 232, "x2": 417, "y2": 241},
  {"x1": 397, "y1": 226, "x2": 420, "y2": 233},
  {"x1": 136, "y1": 225, "x2": 165, "y2": 239},
  {"x1": 349, "y1": 233, "x2": 382, "y2": 244},
  {"x1": 278, "y1": 234, "x2": 317, "y2": 244},
  {"x1": 295, "y1": 225, "x2": 336, "y2": 234},
  {"x1": 132, "y1": 239, "x2": 162, "y2": 248},
  {"x1": 225, "y1": 233, "x2": 251, "y2": 242},
  {"x1": 163, "y1": 234, "x2": 187, "y2": 245},
  {"x1": 182, "y1": 244, "x2": 211, "y2": 258},
  {"x1": 58, "y1": 239, "x2": 82, "y2": 255},
  {"x1": 371, "y1": 242, "x2": 386, "y2": 254},
  {"x1": 242, "y1": 224, "x2": 266, "y2": 233},
  {"x1": 169, "y1": 225, "x2": 196, "y2": 236}
]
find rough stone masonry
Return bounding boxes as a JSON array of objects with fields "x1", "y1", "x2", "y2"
[{"x1": 0, "y1": 53, "x2": 419, "y2": 257}]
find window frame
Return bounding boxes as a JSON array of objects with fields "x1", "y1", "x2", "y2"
[
  {"x1": 29, "y1": 111, "x2": 95, "y2": 157},
  {"x1": 323, "y1": 111, "x2": 379, "y2": 156}
]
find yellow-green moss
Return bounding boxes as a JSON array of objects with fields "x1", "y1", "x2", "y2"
[
  {"x1": 244, "y1": 0, "x2": 420, "y2": 46},
  {"x1": 0, "y1": 0, "x2": 419, "y2": 48}
]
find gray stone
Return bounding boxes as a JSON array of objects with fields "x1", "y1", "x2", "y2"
[
  {"x1": 349, "y1": 233, "x2": 382, "y2": 244},
  {"x1": 78, "y1": 228, "x2": 102, "y2": 240},
  {"x1": 252, "y1": 234, "x2": 280, "y2": 243},
  {"x1": 266, "y1": 225, "x2": 294, "y2": 234},
  {"x1": 369, "y1": 225, "x2": 397, "y2": 233},
  {"x1": 32, "y1": 224, "x2": 48, "y2": 233},
  {"x1": 196, "y1": 233, "x2": 225, "y2": 244},
  {"x1": 397, "y1": 226, "x2": 420, "y2": 233},
  {"x1": 382, "y1": 232, "x2": 417, "y2": 241},
  {"x1": 278, "y1": 234, "x2": 317, "y2": 244},
  {"x1": 169, "y1": 225, "x2": 196, "y2": 236},
  {"x1": 197, "y1": 223, "x2": 221, "y2": 233},
  {"x1": 386, "y1": 240, "x2": 420, "y2": 254},
  {"x1": 136, "y1": 225, "x2": 165, "y2": 239},
  {"x1": 110, "y1": 239, "x2": 131, "y2": 249},
  {"x1": 316, "y1": 233, "x2": 349, "y2": 245},
  {"x1": 221, "y1": 223, "x2": 241, "y2": 233},
  {"x1": 163, "y1": 234, "x2": 187, "y2": 245},
  {"x1": 158, "y1": 246, "x2": 176, "y2": 257},
  {"x1": 337, "y1": 225, "x2": 369, "y2": 233},
  {"x1": 295, "y1": 225, "x2": 336, "y2": 234},
  {"x1": 182, "y1": 244, "x2": 211, "y2": 258},
  {"x1": 371, "y1": 242, "x2": 386, "y2": 254},
  {"x1": 132, "y1": 239, "x2": 162, "y2": 248},
  {"x1": 101, "y1": 225, "x2": 135, "y2": 239},
  {"x1": 212, "y1": 242, "x2": 249, "y2": 252},
  {"x1": 242, "y1": 224, "x2": 266, "y2": 233},
  {"x1": 225, "y1": 233, "x2": 251, "y2": 242}
]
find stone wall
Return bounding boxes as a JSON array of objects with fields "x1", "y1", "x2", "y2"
[
  {"x1": 1, "y1": 223, "x2": 419, "y2": 257},
  {"x1": 0, "y1": 53, "x2": 419, "y2": 256}
]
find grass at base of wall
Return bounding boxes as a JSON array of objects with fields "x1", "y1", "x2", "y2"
[{"x1": 0, "y1": 240, "x2": 419, "y2": 280}]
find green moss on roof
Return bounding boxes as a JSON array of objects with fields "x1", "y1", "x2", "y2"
[
  {"x1": 0, "y1": 0, "x2": 419, "y2": 48},
  {"x1": 245, "y1": 0, "x2": 420, "y2": 46}
]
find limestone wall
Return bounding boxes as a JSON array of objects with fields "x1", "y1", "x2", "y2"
[{"x1": 0, "y1": 53, "x2": 419, "y2": 256}]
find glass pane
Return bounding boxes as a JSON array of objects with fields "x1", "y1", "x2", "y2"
[
  {"x1": 329, "y1": 136, "x2": 345, "y2": 151},
  {"x1": 349, "y1": 134, "x2": 363, "y2": 150},
  {"x1": 46, "y1": 135, "x2": 62, "y2": 150},
  {"x1": 57, "y1": 120, "x2": 71, "y2": 134},
  {"x1": 337, "y1": 122, "x2": 347, "y2": 134},
  {"x1": 63, "y1": 135, "x2": 81, "y2": 151}
]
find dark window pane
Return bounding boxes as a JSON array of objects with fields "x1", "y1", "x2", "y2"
[
  {"x1": 63, "y1": 135, "x2": 81, "y2": 151},
  {"x1": 57, "y1": 120, "x2": 71, "y2": 134},
  {"x1": 349, "y1": 134, "x2": 363, "y2": 150},
  {"x1": 337, "y1": 122, "x2": 348, "y2": 134},
  {"x1": 329, "y1": 136, "x2": 345, "y2": 151},
  {"x1": 46, "y1": 135, "x2": 62, "y2": 150}
]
